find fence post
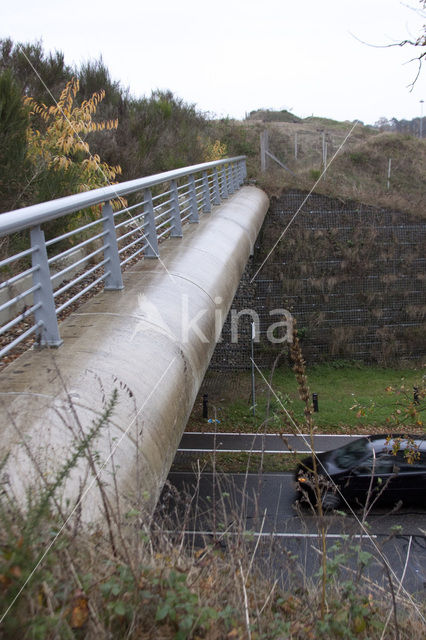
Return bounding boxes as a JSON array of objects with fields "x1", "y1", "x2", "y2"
[
  {"x1": 260, "y1": 130, "x2": 268, "y2": 172},
  {"x1": 30, "y1": 225, "x2": 62, "y2": 347},
  {"x1": 321, "y1": 131, "x2": 326, "y2": 169},
  {"x1": 143, "y1": 188, "x2": 159, "y2": 258},
  {"x1": 170, "y1": 179, "x2": 183, "y2": 236},
  {"x1": 387, "y1": 158, "x2": 392, "y2": 190},
  {"x1": 188, "y1": 174, "x2": 199, "y2": 223},
  {"x1": 102, "y1": 202, "x2": 124, "y2": 290},
  {"x1": 202, "y1": 171, "x2": 211, "y2": 213},
  {"x1": 212, "y1": 167, "x2": 221, "y2": 205}
]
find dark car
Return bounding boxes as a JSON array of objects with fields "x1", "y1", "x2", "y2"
[{"x1": 295, "y1": 435, "x2": 426, "y2": 510}]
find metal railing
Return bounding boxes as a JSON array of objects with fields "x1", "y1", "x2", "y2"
[{"x1": 0, "y1": 156, "x2": 247, "y2": 358}]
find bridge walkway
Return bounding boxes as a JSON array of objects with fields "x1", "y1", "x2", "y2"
[{"x1": 0, "y1": 186, "x2": 269, "y2": 519}]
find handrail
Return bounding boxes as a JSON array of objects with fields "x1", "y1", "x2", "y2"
[
  {"x1": 0, "y1": 156, "x2": 246, "y2": 236},
  {"x1": 0, "y1": 156, "x2": 247, "y2": 358}
]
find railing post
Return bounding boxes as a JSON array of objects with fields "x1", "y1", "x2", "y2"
[
  {"x1": 236, "y1": 161, "x2": 243, "y2": 187},
  {"x1": 170, "y1": 180, "x2": 183, "y2": 237},
  {"x1": 30, "y1": 225, "x2": 63, "y2": 347},
  {"x1": 221, "y1": 165, "x2": 229, "y2": 199},
  {"x1": 102, "y1": 202, "x2": 124, "y2": 290},
  {"x1": 188, "y1": 174, "x2": 199, "y2": 223},
  {"x1": 212, "y1": 167, "x2": 221, "y2": 205},
  {"x1": 202, "y1": 171, "x2": 211, "y2": 213},
  {"x1": 241, "y1": 159, "x2": 247, "y2": 182},
  {"x1": 227, "y1": 164, "x2": 235, "y2": 195},
  {"x1": 143, "y1": 188, "x2": 159, "y2": 258},
  {"x1": 232, "y1": 162, "x2": 239, "y2": 191},
  {"x1": 231, "y1": 163, "x2": 238, "y2": 191}
]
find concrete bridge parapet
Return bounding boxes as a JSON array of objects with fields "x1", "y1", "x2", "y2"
[{"x1": 0, "y1": 186, "x2": 269, "y2": 520}]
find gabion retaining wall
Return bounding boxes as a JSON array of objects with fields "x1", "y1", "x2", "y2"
[{"x1": 210, "y1": 189, "x2": 425, "y2": 369}]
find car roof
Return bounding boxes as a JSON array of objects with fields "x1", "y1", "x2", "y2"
[{"x1": 366, "y1": 434, "x2": 426, "y2": 453}]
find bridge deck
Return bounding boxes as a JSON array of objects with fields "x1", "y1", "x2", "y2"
[{"x1": 0, "y1": 186, "x2": 269, "y2": 519}]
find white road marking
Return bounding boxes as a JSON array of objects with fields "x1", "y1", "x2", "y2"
[
  {"x1": 177, "y1": 448, "x2": 320, "y2": 454},
  {"x1": 182, "y1": 432, "x2": 364, "y2": 437},
  {"x1": 166, "y1": 530, "x2": 378, "y2": 539},
  {"x1": 169, "y1": 471, "x2": 295, "y2": 477}
]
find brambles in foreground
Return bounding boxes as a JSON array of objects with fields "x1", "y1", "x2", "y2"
[
  {"x1": 1, "y1": 468, "x2": 425, "y2": 639},
  {"x1": 0, "y1": 377, "x2": 425, "y2": 637}
]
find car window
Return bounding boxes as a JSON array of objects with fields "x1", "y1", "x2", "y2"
[
  {"x1": 355, "y1": 455, "x2": 396, "y2": 475},
  {"x1": 333, "y1": 438, "x2": 371, "y2": 469},
  {"x1": 393, "y1": 449, "x2": 426, "y2": 471}
]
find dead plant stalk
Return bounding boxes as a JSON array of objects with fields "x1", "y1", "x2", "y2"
[{"x1": 290, "y1": 324, "x2": 328, "y2": 619}]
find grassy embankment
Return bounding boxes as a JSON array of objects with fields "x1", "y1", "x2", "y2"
[
  {"x1": 174, "y1": 363, "x2": 425, "y2": 473},
  {"x1": 245, "y1": 114, "x2": 426, "y2": 218}
]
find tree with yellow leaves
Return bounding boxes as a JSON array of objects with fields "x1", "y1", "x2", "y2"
[
  {"x1": 202, "y1": 138, "x2": 228, "y2": 162},
  {"x1": 24, "y1": 77, "x2": 123, "y2": 205}
]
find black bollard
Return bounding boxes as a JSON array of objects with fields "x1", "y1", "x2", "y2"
[
  {"x1": 202, "y1": 393, "x2": 209, "y2": 419},
  {"x1": 312, "y1": 393, "x2": 319, "y2": 412},
  {"x1": 414, "y1": 386, "x2": 419, "y2": 405}
]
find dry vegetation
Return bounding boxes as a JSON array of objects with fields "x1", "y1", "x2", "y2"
[
  {"x1": 310, "y1": 133, "x2": 426, "y2": 216},
  {"x1": 0, "y1": 362, "x2": 425, "y2": 639},
  {"x1": 244, "y1": 116, "x2": 426, "y2": 216},
  {"x1": 2, "y1": 462, "x2": 426, "y2": 639}
]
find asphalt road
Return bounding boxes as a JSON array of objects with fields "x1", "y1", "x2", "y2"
[
  {"x1": 178, "y1": 432, "x2": 363, "y2": 453},
  {"x1": 162, "y1": 471, "x2": 426, "y2": 599}
]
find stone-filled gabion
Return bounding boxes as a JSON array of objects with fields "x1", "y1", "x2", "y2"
[{"x1": 210, "y1": 190, "x2": 425, "y2": 369}]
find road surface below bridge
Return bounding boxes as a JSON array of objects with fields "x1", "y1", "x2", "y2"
[
  {"x1": 178, "y1": 432, "x2": 363, "y2": 453},
  {"x1": 161, "y1": 470, "x2": 426, "y2": 600}
]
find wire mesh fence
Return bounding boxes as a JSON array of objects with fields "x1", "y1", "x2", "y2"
[{"x1": 210, "y1": 189, "x2": 425, "y2": 369}]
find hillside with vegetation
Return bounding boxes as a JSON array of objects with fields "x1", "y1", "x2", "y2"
[
  {"x1": 246, "y1": 113, "x2": 425, "y2": 216},
  {"x1": 1, "y1": 37, "x2": 425, "y2": 219},
  {"x1": 0, "y1": 38, "x2": 243, "y2": 214}
]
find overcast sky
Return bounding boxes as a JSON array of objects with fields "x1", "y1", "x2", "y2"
[{"x1": 2, "y1": 0, "x2": 425, "y2": 124}]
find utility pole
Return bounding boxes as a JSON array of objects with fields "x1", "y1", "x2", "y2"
[
  {"x1": 321, "y1": 131, "x2": 327, "y2": 170},
  {"x1": 260, "y1": 130, "x2": 268, "y2": 172},
  {"x1": 420, "y1": 100, "x2": 424, "y2": 139},
  {"x1": 251, "y1": 321, "x2": 256, "y2": 417}
]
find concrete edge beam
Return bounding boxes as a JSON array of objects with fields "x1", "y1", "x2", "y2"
[{"x1": 0, "y1": 186, "x2": 269, "y2": 520}]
